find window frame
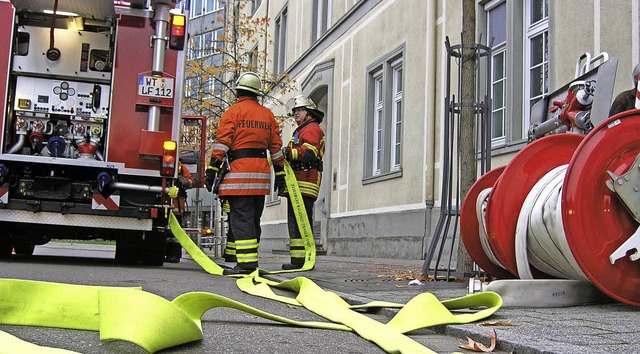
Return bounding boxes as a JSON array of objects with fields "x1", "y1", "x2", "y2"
[
  {"x1": 274, "y1": 7, "x2": 288, "y2": 75},
  {"x1": 372, "y1": 70, "x2": 383, "y2": 175},
  {"x1": 312, "y1": 0, "x2": 331, "y2": 42},
  {"x1": 523, "y1": 0, "x2": 549, "y2": 135},
  {"x1": 248, "y1": 44, "x2": 259, "y2": 72},
  {"x1": 486, "y1": 0, "x2": 507, "y2": 146},
  {"x1": 390, "y1": 58, "x2": 403, "y2": 170},
  {"x1": 363, "y1": 46, "x2": 405, "y2": 182},
  {"x1": 250, "y1": 0, "x2": 262, "y2": 16},
  {"x1": 480, "y1": 0, "x2": 549, "y2": 150},
  {"x1": 189, "y1": 0, "x2": 223, "y2": 19}
]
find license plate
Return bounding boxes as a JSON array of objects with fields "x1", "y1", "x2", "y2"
[{"x1": 138, "y1": 75, "x2": 174, "y2": 98}]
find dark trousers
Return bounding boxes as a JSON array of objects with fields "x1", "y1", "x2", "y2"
[
  {"x1": 286, "y1": 195, "x2": 315, "y2": 265},
  {"x1": 228, "y1": 195, "x2": 265, "y2": 268},
  {"x1": 223, "y1": 212, "x2": 236, "y2": 261}
]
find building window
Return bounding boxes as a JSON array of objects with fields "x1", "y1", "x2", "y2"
[
  {"x1": 312, "y1": 0, "x2": 330, "y2": 42},
  {"x1": 274, "y1": 7, "x2": 288, "y2": 75},
  {"x1": 188, "y1": 34, "x2": 201, "y2": 59},
  {"x1": 205, "y1": 0, "x2": 222, "y2": 13},
  {"x1": 191, "y1": 0, "x2": 203, "y2": 18},
  {"x1": 250, "y1": 0, "x2": 262, "y2": 15},
  {"x1": 190, "y1": 0, "x2": 223, "y2": 18},
  {"x1": 481, "y1": 0, "x2": 548, "y2": 146},
  {"x1": 391, "y1": 59, "x2": 403, "y2": 170},
  {"x1": 188, "y1": 30, "x2": 224, "y2": 59},
  {"x1": 202, "y1": 31, "x2": 213, "y2": 57},
  {"x1": 185, "y1": 78, "x2": 194, "y2": 97},
  {"x1": 213, "y1": 28, "x2": 224, "y2": 51},
  {"x1": 365, "y1": 49, "x2": 404, "y2": 180},
  {"x1": 487, "y1": 1, "x2": 506, "y2": 144},
  {"x1": 525, "y1": 0, "x2": 549, "y2": 127},
  {"x1": 372, "y1": 70, "x2": 383, "y2": 175},
  {"x1": 204, "y1": 77, "x2": 216, "y2": 98},
  {"x1": 248, "y1": 45, "x2": 258, "y2": 72}
]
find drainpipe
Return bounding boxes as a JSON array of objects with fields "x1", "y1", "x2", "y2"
[{"x1": 422, "y1": 0, "x2": 437, "y2": 254}]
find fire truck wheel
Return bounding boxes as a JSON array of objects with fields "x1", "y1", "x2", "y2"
[
  {"x1": 142, "y1": 250, "x2": 165, "y2": 266},
  {"x1": 0, "y1": 236, "x2": 12, "y2": 259},
  {"x1": 13, "y1": 242, "x2": 35, "y2": 256},
  {"x1": 141, "y1": 234, "x2": 166, "y2": 266},
  {"x1": 115, "y1": 245, "x2": 140, "y2": 265}
]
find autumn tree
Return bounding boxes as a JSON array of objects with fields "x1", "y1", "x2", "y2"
[{"x1": 181, "y1": 0, "x2": 297, "y2": 155}]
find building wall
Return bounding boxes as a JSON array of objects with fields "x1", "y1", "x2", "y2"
[
  {"x1": 551, "y1": 0, "x2": 640, "y2": 95},
  {"x1": 220, "y1": 0, "x2": 640, "y2": 262},
  {"x1": 255, "y1": 0, "x2": 441, "y2": 259}
]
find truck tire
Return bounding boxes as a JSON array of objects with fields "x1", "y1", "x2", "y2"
[
  {"x1": 142, "y1": 249, "x2": 165, "y2": 266},
  {"x1": 141, "y1": 232, "x2": 166, "y2": 266},
  {"x1": 13, "y1": 242, "x2": 35, "y2": 256},
  {"x1": 115, "y1": 245, "x2": 140, "y2": 265},
  {"x1": 0, "y1": 236, "x2": 12, "y2": 259}
]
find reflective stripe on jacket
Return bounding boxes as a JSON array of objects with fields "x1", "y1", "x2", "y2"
[{"x1": 211, "y1": 96, "x2": 284, "y2": 196}]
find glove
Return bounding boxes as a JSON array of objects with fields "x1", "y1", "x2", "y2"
[
  {"x1": 205, "y1": 157, "x2": 222, "y2": 192},
  {"x1": 167, "y1": 185, "x2": 179, "y2": 199},
  {"x1": 204, "y1": 167, "x2": 217, "y2": 192},
  {"x1": 282, "y1": 146, "x2": 291, "y2": 161},
  {"x1": 274, "y1": 168, "x2": 286, "y2": 196}
]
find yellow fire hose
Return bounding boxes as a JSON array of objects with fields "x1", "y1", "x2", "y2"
[{"x1": 0, "y1": 161, "x2": 502, "y2": 353}]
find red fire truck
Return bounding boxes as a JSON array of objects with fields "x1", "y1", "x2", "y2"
[{"x1": 0, "y1": 0, "x2": 190, "y2": 265}]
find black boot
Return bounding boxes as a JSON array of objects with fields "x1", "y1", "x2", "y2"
[
  {"x1": 223, "y1": 264, "x2": 257, "y2": 275},
  {"x1": 281, "y1": 262, "x2": 307, "y2": 270},
  {"x1": 165, "y1": 243, "x2": 182, "y2": 263}
]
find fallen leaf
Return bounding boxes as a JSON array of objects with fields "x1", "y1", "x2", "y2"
[
  {"x1": 458, "y1": 329, "x2": 497, "y2": 352},
  {"x1": 480, "y1": 320, "x2": 517, "y2": 327}
]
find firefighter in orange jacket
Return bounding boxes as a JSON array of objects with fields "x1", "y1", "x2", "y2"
[
  {"x1": 167, "y1": 162, "x2": 194, "y2": 263},
  {"x1": 281, "y1": 95, "x2": 325, "y2": 270},
  {"x1": 204, "y1": 72, "x2": 285, "y2": 275}
]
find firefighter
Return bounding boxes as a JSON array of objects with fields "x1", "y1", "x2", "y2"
[
  {"x1": 205, "y1": 72, "x2": 286, "y2": 275},
  {"x1": 609, "y1": 63, "x2": 640, "y2": 117},
  {"x1": 281, "y1": 95, "x2": 325, "y2": 270},
  {"x1": 167, "y1": 161, "x2": 194, "y2": 263}
]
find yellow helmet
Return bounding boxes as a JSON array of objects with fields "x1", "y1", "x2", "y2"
[{"x1": 235, "y1": 72, "x2": 262, "y2": 95}]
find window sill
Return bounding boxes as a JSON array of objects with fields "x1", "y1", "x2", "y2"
[{"x1": 362, "y1": 169, "x2": 402, "y2": 185}]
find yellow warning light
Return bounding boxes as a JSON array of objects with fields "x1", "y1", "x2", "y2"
[
  {"x1": 163, "y1": 140, "x2": 177, "y2": 151},
  {"x1": 172, "y1": 14, "x2": 185, "y2": 26}
]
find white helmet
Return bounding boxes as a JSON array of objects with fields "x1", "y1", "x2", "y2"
[
  {"x1": 235, "y1": 72, "x2": 262, "y2": 95},
  {"x1": 286, "y1": 95, "x2": 325, "y2": 122}
]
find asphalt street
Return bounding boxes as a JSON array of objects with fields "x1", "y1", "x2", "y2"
[
  {"x1": 0, "y1": 243, "x2": 506, "y2": 354},
  {"x1": 5, "y1": 242, "x2": 635, "y2": 354}
]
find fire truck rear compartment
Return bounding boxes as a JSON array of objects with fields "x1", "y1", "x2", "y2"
[{"x1": 0, "y1": 161, "x2": 169, "y2": 265}]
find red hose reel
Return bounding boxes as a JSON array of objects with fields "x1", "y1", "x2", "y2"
[{"x1": 461, "y1": 110, "x2": 640, "y2": 307}]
